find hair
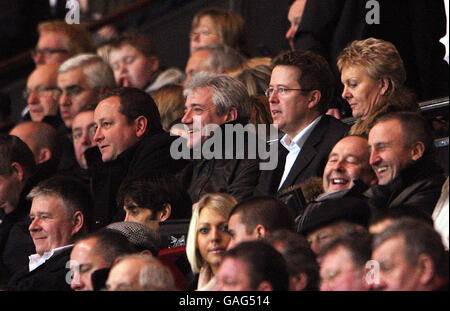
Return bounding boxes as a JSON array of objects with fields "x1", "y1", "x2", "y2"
[
  {"x1": 232, "y1": 64, "x2": 272, "y2": 97},
  {"x1": 186, "y1": 193, "x2": 237, "y2": 274},
  {"x1": 74, "y1": 229, "x2": 137, "y2": 266},
  {"x1": 371, "y1": 112, "x2": 436, "y2": 159},
  {"x1": 224, "y1": 241, "x2": 290, "y2": 290},
  {"x1": 108, "y1": 32, "x2": 158, "y2": 58},
  {"x1": 112, "y1": 253, "x2": 176, "y2": 291},
  {"x1": 272, "y1": 50, "x2": 335, "y2": 114},
  {"x1": 266, "y1": 229, "x2": 320, "y2": 290},
  {"x1": 369, "y1": 207, "x2": 434, "y2": 229},
  {"x1": 76, "y1": 102, "x2": 98, "y2": 114},
  {"x1": 318, "y1": 230, "x2": 372, "y2": 269},
  {"x1": 184, "y1": 72, "x2": 251, "y2": 119},
  {"x1": 58, "y1": 54, "x2": 116, "y2": 90},
  {"x1": 0, "y1": 134, "x2": 36, "y2": 177},
  {"x1": 38, "y1": 20, "x2": 94, "y2": 55},
  {"x1": 98, "y1": 87, "x2": 163, "y2": 135},
  {"x1": 373, "y1": 218, "x2": 449, "y2": 279},
  {"x1": 229, "y1": 196, "x2": 296, "y2": 235},
  {"x1": 248, "y1": 95, "x2": 273, "y2": 127},
  {"x1": 146, "y1": 68, "x2": 186, "y2": 93},
  {"x1": 151, "y1": 84, "x2": 185, "y2": 132},
  {"x1": 27, "y1": 175, "x2": 92, "y2": 232},
  {"x1": 191, "y1": 8, "x2": 248, "y2": 54},
  {"x1": 194, "y1": 44, "x2": 246, "y2": 74},
  {"x1": 117, "y1": 173, "x2": 192, "y2": 220},
  {"x1": 338, "y1": 38, "x2": 419, "y2": 136}
]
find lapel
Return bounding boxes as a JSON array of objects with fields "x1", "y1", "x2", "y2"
[{"x1": 279, "y1": 116, "x2": 329, "y2": 191}]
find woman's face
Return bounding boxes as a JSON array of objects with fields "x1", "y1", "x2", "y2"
[
  {"x1": 196, "y1": 207, "x2": 230, "y2": 271},
  {"x1": 190, "y1": 16, "x2": 222, "y2": 54},
  {"x1": 340, "y1": 65, "x2": 386, "y2": 119}
]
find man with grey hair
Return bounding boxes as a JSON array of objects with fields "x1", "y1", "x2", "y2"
[
  {"x1": 184, "y1": 44, "x2": 246, "y2": 86},
  {"x1": 179, "y1": 72, "x2": 260, "y2": 203},
  {"x1": 57, "y1": 53, "x2": 116, "y2": 129},
  {"x1": 106, "y1": 253, "x2": 176, "y2": 291}
]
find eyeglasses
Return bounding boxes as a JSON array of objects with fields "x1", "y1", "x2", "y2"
[
  {"x1": 189, "y1": 29, "x2": 216, "y2": 39},
  {"x1": 31, "y1": 48, "x2": 69, "y2": 59},
  {"x1": 72, "y1": 125, "x2": 97, "y2": 141},
  {"x1": 23, "y1": 87, "x2": 62, "y2": 100},
  {"x1": 265, "y1": 87, "x2": 314, "y2": 98}
]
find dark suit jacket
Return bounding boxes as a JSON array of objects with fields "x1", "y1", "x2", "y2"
[
  {"x1": 256, "y1": 115, "x2": 349, "y2": 197},
  {"x1": 8, "y1": 247, "x2": 72, "y2": 291}
]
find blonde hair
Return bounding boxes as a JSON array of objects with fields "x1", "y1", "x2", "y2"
[
  {"x1": 186, "y1": 193, "x2": 237, "y2": 274},
  {"x1": 192, "y1": 8, "x2": 247, "y2": 54},
  {"x1": 151, "y1": 84, "x2": 185, "y2": 131},
  {"x1": 38, "y1": 20, "x2": 94, "y2": 55}
]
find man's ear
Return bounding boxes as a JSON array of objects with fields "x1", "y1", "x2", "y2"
[
  {"x1": 417, "y1": 253, "x2": 435, "y2": 286},
  {"x1": 380, "y1": 77, "x2": 390, "y2": 95},
  {"x1": 37, "y1": 147, "x2": 52, "y2": 164},
  {"x1": 253, "y1": 224, "x2": 267, "y2": 239},
  {"x1": 10, "y1": 162, "x2": 25, "y2": 183},
  {"x1": 256, "y1": 281, "x2": 273, "y2": 291},
  {"x1": 224, "y1": 107, "x2": 238, "y2": 123},
  {"x1": 410, "y1": 141, "x2": 425, "y2": 161},
  {"x1": 71, "y1": 211, "x2": 84, "y2": 236},
  {"x1": 158, "y1": 203, "x2": 172, "y2": 222},
  {"x1": 148, "y1": 56, "x2": 159, "y2": 72},
  {"x1": 290, "y1": 272, "x2": 309, "y2": 291},
  {"x1": 307, "y1": 90, "x2": 321, "y2": 110},
  {"x1": 135, "y1": 116, "x2": 148, "y2": 138}
]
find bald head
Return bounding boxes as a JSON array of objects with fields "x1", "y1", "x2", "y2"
[
  {"x1": 10, "y1": 122, "x2": 59, "y2": 164},
  {"x1": 184, "y1": 49, "x2": 212, "y2": 86},
  {"x1": 323, "y1": 135, "x2": 375, "y2": 193},
  {"x1": 26, "y1": 63, "x2": 61, "y2": 122}
]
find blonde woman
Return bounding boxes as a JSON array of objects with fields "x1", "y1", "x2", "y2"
[
  {"x1": 186, "y1": 193, "x2": 237, "y2": 290},
  {"x1": 338, "y1": 38, "x2": 419, "y2": 136}
]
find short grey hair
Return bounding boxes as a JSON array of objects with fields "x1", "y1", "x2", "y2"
[
  {"x1": 58, "y1": 53, "x2": 116, "y2": 89},
  {"x1": 183, "y1": 72, "x2": 251, "y2": 119},
  {"x1": 195, "y1": 43, "x2": 246, "y2": 73}
]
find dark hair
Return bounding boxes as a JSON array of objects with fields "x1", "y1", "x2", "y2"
[
  {"x1": 272, "y1": 50, "x2": 335, "y2": 114},
  {"x1": 98, "y1": 87, "x2": 163, "y2": 136},
  {"x1": 373, "y1": 218, "x2": 449, "y2": 279},
  {"x1": 77, "y1": 102, "x2": 97, "y2": 114},
  {"x1": 0, "y1": 134, "x2": 36, "y2": 176},
  {"x1": 109, "y1": 32, "x2": 158, "y2": 58},
  {"x1": 229, "y1": 196, "x2": 295, "y2": 234},
  {"x1": 224, "y1": 241, "x2": 289, "y2": 290},
  {"x1": 369, "y1": 207, "x2": 433, "y2": 228},
  {"x1": 74, "y1": 229, "x2": 137, "y2": 266},
  {"x1": 319, "y1": 230, "x2": 372, "y2": 269},
  {"x1": 371, "y1": 112, "x2": 435, "y2": 159},
  {"x1": 117, "y1": 173, "x2": 192, "y2": 219},
  {"x1": 27, "y1": 175, "x2": 93, "y2": 232},
  {"x1": 266, "y1": 230, "x2": 320, "y2": 290}
]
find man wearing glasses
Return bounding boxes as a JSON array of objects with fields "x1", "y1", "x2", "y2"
[{"x1": 256, "y1": 50, "x2": 349, "y2": 216}]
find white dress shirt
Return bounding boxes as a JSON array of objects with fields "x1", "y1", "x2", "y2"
[
  {"x1": 278, "y1": 116, "x2": 322, "y2": 190},
  {"x1": 28, "y1": 244, "x2": 74, "y2": 272}
]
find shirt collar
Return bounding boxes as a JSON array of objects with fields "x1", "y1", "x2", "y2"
[
  {"x1": 29, "y1": 244, "x2": 73, "y2": 272},
  {"x1": 280, "y1": 116, "x2": 322, "y2": 151}
]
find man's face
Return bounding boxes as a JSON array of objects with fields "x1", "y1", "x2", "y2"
[
  {"x1": 70, "y1": 238, "x2": 110, "y2": 291},
  {"x1": 369, "y1": 119, "x2": 414, "y2": 185},
  {"x1": 323, "y1": 136, "x2": 374, "y2": 193},
  {"x1": 371, "y1": 236, "x2": 423, "y2": 291},
  {"x1": 190, "y1": 15, "x2": 221, "y2": 54},
  {"x1": 106, "y1": 258, "x2": 143, "y2": 291},
  {"x1": 215, "y1": 257, "x2": 254, "y2": 291},
  {"x1": 0, "y1": 173, "x2": 23, "y2": 215},
  {"x1": 181, "y1": 87, "x2": 230, "y2": 148},
  {"x1": 184, "y1": 50, "x2": 211, "y2": 86},
  {"x1": 286, "y1": 0, "x2": 307, "y2": 50},
  {"x1": 33, "y1": 31, "x2": 71, "y2": 66},
  {"x1": 320, "y1": 246, "x2": 367, "y2": 291},
  {"x1": 93, "y1": 96, "x2": 141, "y2": 162},
  {"x1": 57, "y1": 67, "x2": 99, "y2": 128},
  {"x1": 227, "y1": 213, "x2": 256, "y2": 250},
  {"x1": 123, "y1": 198, "x2": 160, "y2": 231},
  {"x1": 26, "y1": 64, "x2": 60, "y2": 122},
  {"x1": 72, "y1": 111, "x2": 97, "y2": 169},
  {"x1": 109, "y1": 44, "x2": 158, "y2": 90},
  {"x1": 29, "y1": 194, "x2": 75, "y2": 255},
  {"x1": 269, "y1": 65, "x2": 312, "y2": 138}
]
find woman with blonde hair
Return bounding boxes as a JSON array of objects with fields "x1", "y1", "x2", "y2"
[
  {"x1": 151, "y1": 84, "x2": 185, "y2": 132},
  {"x1": 186, "y1": 193, "x2": 237, "y2": 290},
  {"x1": 338, "y1": 37, "x2": 419, "y2": 136}
]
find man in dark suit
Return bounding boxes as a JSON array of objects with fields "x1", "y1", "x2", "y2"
[
  {"x1": 256, "y1": 50, "x2": 349, "y2": 216},
  {"x1": 8, "y1": 175, "x2": 91, "y2": 291}
]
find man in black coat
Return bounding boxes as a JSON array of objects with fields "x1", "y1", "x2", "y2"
[
  {"x1": 255, "y1": 50, "x2": 349, "y2": 215},
  {"x1": 366, "y1": 112, "x2": 446, "y2": 218},
  {"x1": 8, "y1": 176, "x2": 91, "y2": 291},
  {"x1": 85, "y1": 87, "x2": 188, "y2": 230}
]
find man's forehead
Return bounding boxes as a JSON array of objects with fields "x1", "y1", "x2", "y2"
[
  {"x1": 95, "y1": 97, "x2": 121, "y2": 116},
  {"x1": 374, "y1": 235, "x2": 405, "y2": 259},
  {"x1": 333, "y1": 137, "x2": 369, "y2": 155},
  {"x1": 38, "y1": 30, "x2": 68, "y2": 47},
  {"x1": 57, "y1": 67, "x2": 87, "y2": 86}
]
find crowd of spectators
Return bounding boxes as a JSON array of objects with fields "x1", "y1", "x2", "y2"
[{"x1": 0, "y1": 1, "x2": 448, "y2": 292}]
